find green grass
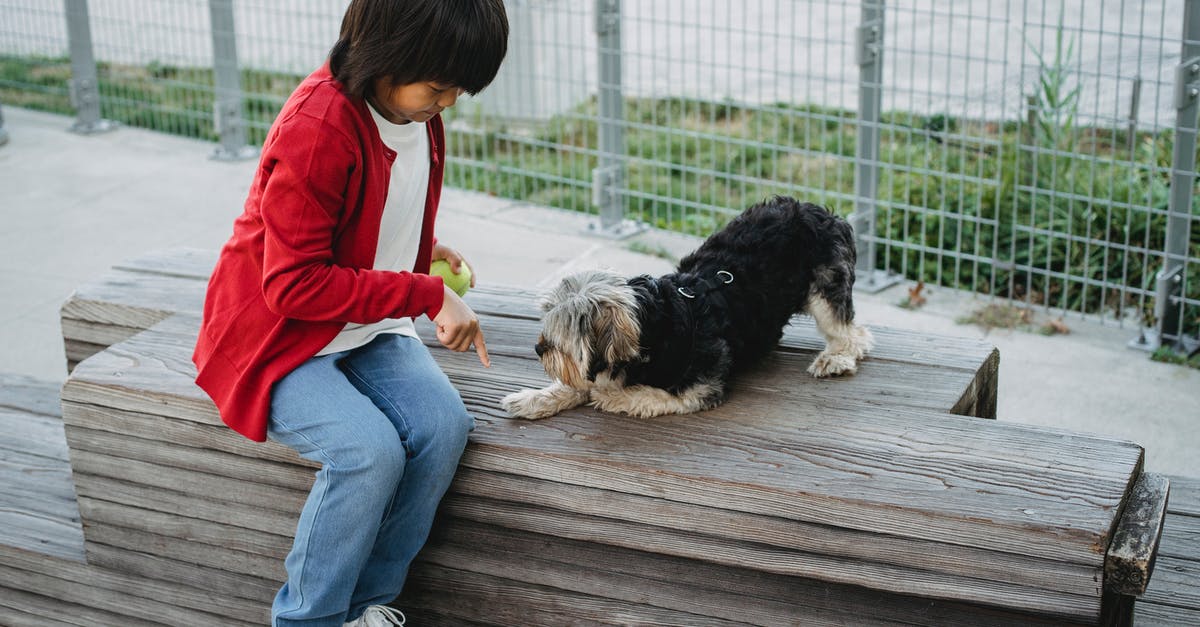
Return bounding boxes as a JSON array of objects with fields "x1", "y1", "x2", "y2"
[
  {"x1": 3, "y1": 54, "x2": 1196, "y2": 338},
  {"x1": 1151, "y1": 346, "x2": 1200, "y2": 369}
]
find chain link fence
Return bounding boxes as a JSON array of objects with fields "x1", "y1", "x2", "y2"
[{"x1": 1, "y1": 0, "x2": 1197, "y2": 354}]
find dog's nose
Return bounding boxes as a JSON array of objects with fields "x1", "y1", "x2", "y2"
[{"x1": 534, "y1": 342, "x2": 546, "y2": 357}]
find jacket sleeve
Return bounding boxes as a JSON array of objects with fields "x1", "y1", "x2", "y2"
[{"x1": 257, "y1": 111, "x2": 445, "y2": 324}]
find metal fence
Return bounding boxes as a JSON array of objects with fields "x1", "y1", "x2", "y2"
[{"x1": 1, "y1": 0, "x2": 1197, "y2": 353}]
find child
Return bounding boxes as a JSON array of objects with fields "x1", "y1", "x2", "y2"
[{"x1": 191, "y1": 1, "x2": 508, "y2": 625}]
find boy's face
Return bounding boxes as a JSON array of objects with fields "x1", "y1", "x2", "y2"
[{"x1": 371, "y1": 78, "x2": 463, "y2": 125}]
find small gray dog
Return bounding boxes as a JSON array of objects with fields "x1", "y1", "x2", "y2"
[{"x1": 501, "y1": 196, "x2": 873, "y2": 420}]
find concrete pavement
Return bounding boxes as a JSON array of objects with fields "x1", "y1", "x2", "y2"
[{"x1": 1, "y1": 106, "x2": 1196, "y2": 475}]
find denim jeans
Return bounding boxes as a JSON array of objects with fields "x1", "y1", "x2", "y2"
[{"x1": 267, "y1": 334, "x2": 473, "y2": 626}]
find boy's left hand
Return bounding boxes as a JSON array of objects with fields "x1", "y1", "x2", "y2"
[{"x1": 431, "y1": 242, "x2": 476, "y2": 289}]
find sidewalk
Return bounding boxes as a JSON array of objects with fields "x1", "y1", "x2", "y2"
[{"x1": 2, "y1": 106, "x2": 1196, "y2": 475}]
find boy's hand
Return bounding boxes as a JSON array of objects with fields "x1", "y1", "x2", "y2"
[
  {"x1": 433, "y1": 286, "x2": 490, "y2": 367},
  {"x1": 432, "y1": 242, "x2": 476, "y2": 288}
]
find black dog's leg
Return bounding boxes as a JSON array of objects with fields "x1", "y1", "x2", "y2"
[{"x1": 806, "y1": 257, "x2": 873, "y2": 377}]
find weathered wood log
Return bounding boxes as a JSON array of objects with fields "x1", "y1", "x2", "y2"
[
  {"x1": 1105, "y1": 472, "x2": 1170, "y2": 596},
  {"x1": 408, "y1": 519, "x2": 1089, "y2": 627},
  {"x1": 46, "y1": 248, "x2": 1176, "y2": 625},
  {"x1": 0, "y1": 542, "x2": 265, "y2": 626},
  {"x1": 57, "y1": 308, "x2": 1154, "y2": 624}
]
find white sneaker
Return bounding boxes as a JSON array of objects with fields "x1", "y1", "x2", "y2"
[{"x1": 343, "y1": 604, "x2": 406, "y2": 627}]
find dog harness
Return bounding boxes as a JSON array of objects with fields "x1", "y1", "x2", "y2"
[{"x1": 676, "y1": 270, "x2": 735, "y2": 299}]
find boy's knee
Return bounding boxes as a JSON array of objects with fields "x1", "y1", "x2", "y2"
[
  {"x1": 337, "y1": 428, "x2": 406, "y2": 481},
  {"x1": 412, "y1": 406, "x2": 472, "y2": 462}
]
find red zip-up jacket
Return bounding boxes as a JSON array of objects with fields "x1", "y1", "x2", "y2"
[{"x1": 193, "y1": 64, "x2": 447, "y2": 442}]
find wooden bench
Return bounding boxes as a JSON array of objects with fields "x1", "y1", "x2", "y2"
[{"x1": 49, "y1": 248, "x2": 1169, "y2": 625}]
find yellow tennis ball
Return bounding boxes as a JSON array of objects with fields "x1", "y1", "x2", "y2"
[{"x1": 430, "y1": 259, "x2": 471, "y2": 297}]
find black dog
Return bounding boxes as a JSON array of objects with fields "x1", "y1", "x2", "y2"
[{"x1": 500, "y1": 196, "x2": 873, "y2": 419}]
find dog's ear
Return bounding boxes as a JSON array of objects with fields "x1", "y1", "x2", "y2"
[{"x1": 593, "y1": 304, "x2": 640, "y2": 364}]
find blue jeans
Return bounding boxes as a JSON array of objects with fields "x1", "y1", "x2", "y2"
[{"x1": 267, "y1": 334, "x2": 473, "y2": 627}]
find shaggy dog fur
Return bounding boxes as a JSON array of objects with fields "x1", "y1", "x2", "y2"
[{"x1": 501, "y1": 196, "x2": 873, "y2": 419}]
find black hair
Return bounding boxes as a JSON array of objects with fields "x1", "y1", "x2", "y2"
[{"x1": 329, "y1": 0, "x2": 509, "y2": 98}]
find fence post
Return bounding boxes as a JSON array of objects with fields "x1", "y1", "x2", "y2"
[
  {"x1": 852, "y1": 0, "x2": 899, "y2": 292},
  {"x1": 208, "y1": 0, "x2": 256, "y2": 161},
  {"x1": 0, "y1": 102, "x2": 9, "y2": 146},
  {"x1": 588, "y1": 0, "x2": 642, "y2": 238},
  {"x1": 63, "y1": 0, "x2": 115, "y2": 134},
  {"x1": 1154, "y1": 0, "x2": 1200, "y2": 351}
]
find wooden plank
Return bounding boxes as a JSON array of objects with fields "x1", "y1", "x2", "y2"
[
  {"x1": 62, "y1": 399, "x2": 316, "y2": 469},
  {"x1": 0, "y1": 408, "x2": 70, "y2": 461},
  {"x1": 61, "y1": 315, "x2": 1142, "y2": 571},
  {"x1": 60, "y1": 384, "x2": 1084, "y2": 590},
  {"x1": 0, "y1": 373, "x2": 62, "y2": 417},
  {"x1": 72, "y1": 472, "x2": 300, "y2": 538},
  {"x1": 77, "y1": 496, "x2": 292, "y2": 561},
  {"x1": 80, "y1": 512, "x2": 283, "y2": 581},
  {"x1": 425, "y1": 522, "x2": 894, "y2": 626},
  {"x1": 68, "y1": 448, "x2": 307, "y2": 515},
  {"x1": 439, "y1": 494, "x2": 1099, "y2": 618},
  {"x1": 0, "y1": 545, "x2": 259, "y2": 626},
  {"x1": 66, "y1": 425, "x2": 1099, "y2": 601},
  {"x1": 0, "y1": 604, "x2": 80, "y2": 627},
  {"x1": 60, "y1": 270, "x2": 205, "y2": 329},
  {"x1": 65, "y1": 442, "x2": 1099, "y2": 612},
  {"x1": 401, "y1": 562, "x2": 752, "y2": 627},
  {"x1": 63, "y1": 423, "x2": 314, "y2": 492},
  {"x1": 0, "y1": 437, "x2": 84, "y2": 561},
  {"x1": 0, "y1": 510, "x2": 83, "y2": 563},
  {"x1": 1106, "y1": 472, "x2": 1170, "y2": 596},
  {"x1": 418, "y1": 519, "x2": 1087, "y2": 627},
  {"x1": 1165, "y1": 474, "x2": 1200, "y2": 517},
  {"x1": 448, "y1": 467, "x2": 1100, "y2": 598},
  {"x1": 951, "y1": 345, "x2": 999, "y2": 419},
  {"x1": 84, "y1": 540, "x2": 279, "y2": 603},
  {"x1": 1137, "y1": 555, "x2": 1200, "y2": 612},
  {"x1": 1159, "y1": 511, "x2": 1200, "y2": 561},
  {"x1": 1133, "y1": 602, "x2": 1200, "y2": 626},
  {"x1": 0, "y1": 587, "x2": 161, "y2": 627}
]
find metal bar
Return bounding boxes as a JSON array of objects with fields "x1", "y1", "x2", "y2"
[
  {"x1": 208, "y1": 0, "x2": 256, "y2": 161},
  {"x1": 853, "y1": 0, "x2": 899, "y2": 292},
  {"x1": 1155, "y1": 0, "x2": 1200, "y2": 349},
  {"x1": 63, "y1": 0, "x2": 115, "y2": 135},
  {"x1": 589, "y1": 0, "x2": 642, "y2": 238}
]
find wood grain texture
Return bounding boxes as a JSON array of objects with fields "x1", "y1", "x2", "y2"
[
  {"x1": 415, "y1": 518, "x2": 1091, "y2": 627},
  {"x1": 1163, "y1": 474, "x2": 1200, "y2": 516},
  {"x1": 1157, "y1": 511, "x2": 1200, "y2": 561},
  {"x1": 1105, "y1": 472, "x2": 1170, "y2": 596},
  {"x1": 1131, "y1": 472, "x2": 1200, "y2": 623},
  {"x1": 0, "y1": 373, "x2": 63, "y2": 416},
  {"x1": 83, "y1": 541, "x2": 280, "y2": 603},
  {"x1": 63, "y1": 311, "x2": 1142, "y2": 568},
  {"x1": 54, "y1": 308, "x2": 1151, "y2": 621},
  {"x1": 447, "y1": 468, "x2": 1101, "y2": 596},
  {"x1": 0, "y1": 543, "x2": 260, "y2": 626},
  {"x1": 45, "y1": 248, "x2": 1181, "y2": 624},
  {"x1": 0, "y1": 405, "x2": 85, "y2": 562}
]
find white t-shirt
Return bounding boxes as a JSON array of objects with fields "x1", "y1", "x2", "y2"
[{"x1": 316, "y1": 103, "x2": 431, "y2": 356}]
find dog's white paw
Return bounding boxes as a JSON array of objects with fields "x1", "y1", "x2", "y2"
[
  {"x1": 807, "y1": 351, "x2": 859, "y2": 378},
  {"x1": 500, "y1": 383, "x2": 590, "y2": 420},
  {"x1": 500, "y1": 389, "x2": 556, "y2": 420}
]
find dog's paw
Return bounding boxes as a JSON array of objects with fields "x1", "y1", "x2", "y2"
[
  {"x1": 807, "y1": 351, "x2": 859, "y2": 378},
  {"x1": 501, "y1": 384, "x2": 590, "y2": 419},
  {"x1": 500, "y1": 389, "x2": 557, "y2": 420}
]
